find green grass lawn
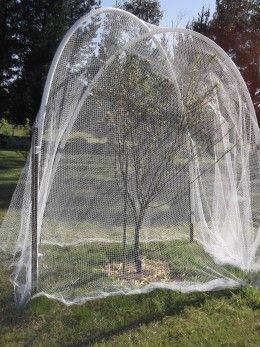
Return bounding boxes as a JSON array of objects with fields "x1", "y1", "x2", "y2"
[
  {"x1": 0, "y1": 149, "x2": 260, "y2": 346},
  {"x1": 0, "y1": 150, "x2": 27, "y2": 222}
]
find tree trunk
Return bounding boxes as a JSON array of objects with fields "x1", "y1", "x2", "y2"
[
  {"x1": 189, "y1": 182, "x2": 194, "y2": 243},
  {"x1": 122, "y1": 185, "x2": 127, "y2": 273},
  {"x1": 134, "y1": 224, "x2": 141, "y2": 273},
  {"x1": 134, "y1": 211, "x2": 145, "y2": 273},
  {"x1": 189, "y1": 221, "x2": 194, "y2": 243},
  {"x1": 188, "y1": 150, "x2": 194, "y2": 243},
  {"x1": 121, "y1": 154, "x2": 129, "y2": 274}
]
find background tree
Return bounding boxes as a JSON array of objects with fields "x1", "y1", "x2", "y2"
[
  {"x1": 1, "y1": 0, "x2": 100, "y2": 125},
  {"x1": 187, "y1": 6, "x2": 211, "y2": 36},
  {"x1": 0, "y1": 0, "x2": 17, "y2": 118},
  {"x1": 120, "y1": 0, "x2": 163, "y2": 25},
  {"x1": 189, "y1": 0, "x2": 260, "y2": 125}
]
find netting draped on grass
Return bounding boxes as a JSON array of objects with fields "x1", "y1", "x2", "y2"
[{"x1": 0, "y1": 8, "x2": 259, "y2": 305}]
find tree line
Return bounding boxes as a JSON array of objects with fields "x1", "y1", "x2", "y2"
[
  {"x1": 0, "y1": 0, "x2": 259, "y2": 125},
  {"x1": 189, "y1": 0, "x2": 260, "y2": 124},
  {"x1": 0, "y1": 0, "x2": 162, "y2": 125}
]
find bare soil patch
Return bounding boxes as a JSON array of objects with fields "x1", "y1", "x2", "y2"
[{"x1": 104, "y1": 257, "x2": 171, "y2": 285}]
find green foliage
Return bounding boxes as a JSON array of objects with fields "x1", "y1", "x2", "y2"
[
  {"x1": 120, "y1": 0, "x2": 163, "y2": 25},
  {"x1": 0, "y1": 0, "x2": 17, "y2": 116},
  {"x1": 189, "y1": 0, "x2": 260, "y2": 124},
  {"x1": 0, "y1": 118, "x2": 13, "y2": 136},
  {"x1": 0, "y1": 117, "x2": 30, "y2": 137},
  {"x1": 1, "y1": 0, "x2": 101, "y2": 124},
  {"x1": 187, "y1": 6, "x2": 211, "y2": 35},
  {"x1": 23, "y1": 118, "x2": 31, "y2": 136}
]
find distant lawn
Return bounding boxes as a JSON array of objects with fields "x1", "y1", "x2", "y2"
[
  {"x1": 0, "y1": 122, "x2": 29, "y2": 137},
  {"x1": 0, "y1": 149, "x2": 259, "y2": 346},
  {"x1": 0, "y1": 150, "x2": 27, "y2": 222}
]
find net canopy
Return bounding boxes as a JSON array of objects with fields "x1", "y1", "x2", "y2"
[{"x1": 1, "y1": 8, "x2": 260, "y2": 306}]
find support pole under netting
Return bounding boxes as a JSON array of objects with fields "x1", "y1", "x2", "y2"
[
  {"x1": 189, "y1": 180, "x2": 194, "y2": 243},
  {"x1": 31, "y1": 125, "x2": 39, "y2": 295},
  {"x1": 189, "y1": 136, "x2": 195, "y2": 243}
]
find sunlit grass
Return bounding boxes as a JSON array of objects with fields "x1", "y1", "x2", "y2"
[
  {"x1": 0, "y1": 149, "x2": 259, "y2": 346},
  {"x1": 0, "y1": 150, "x2": 26, "y2": 223}
]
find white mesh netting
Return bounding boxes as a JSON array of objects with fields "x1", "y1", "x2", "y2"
[{"x1": 0, "y1": 8, "x2": 260, "y2": 305}]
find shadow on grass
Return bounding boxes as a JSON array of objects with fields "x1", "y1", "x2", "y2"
[
  {"x1": 69, "y1": 290, "x2": 235, "y2": 347},
  {"x1": 0, "y1": 183, "x2": 19, "y2": 211},
  {"x1": 0, "y1": 264, "x2": 248, "y2": 347}
]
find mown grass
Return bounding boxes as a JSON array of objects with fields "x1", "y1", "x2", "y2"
[
  {"x1": 37, "y1": 239, "x2": 248, "y2": 303},
  {"x1": 0, "y1": 264, "x2": 260, "y2": 346},
  {"x1": 0, "y1": 150, "x2": 27, "y2": 221},
  {"x1": 93, "y1": 288, "x2": 260, "y2": 347},
  {"x1": 0, "y1": 149, "x2": 260, "y2": 346}
]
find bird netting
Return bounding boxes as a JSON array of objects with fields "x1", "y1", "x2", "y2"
[{"x1": 0, "y1": 8, "x2": 260, "y2": 306}]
